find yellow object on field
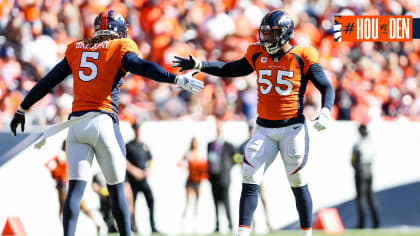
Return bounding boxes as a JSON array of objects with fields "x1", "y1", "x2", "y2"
[
  {"x1": 233, "y1": 153, "x2": 244, "y2": 163},
  {"x1": 100, "y1": 187, "x2": 109, "y2": 197}
]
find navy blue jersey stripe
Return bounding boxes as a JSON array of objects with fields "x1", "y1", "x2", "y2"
[
  {"x1": 111, "y1": 69, "x2": 125, "y2": 117},
  {"x1": 251, "y1": 52, "x2": 262, "y2": 68},
  {"x1": 293, "y1": 54, "x2": 307, "y2": 117}
]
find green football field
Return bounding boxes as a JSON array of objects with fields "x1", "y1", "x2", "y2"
[{"x1": 106, "y1": 229, "x2": 420, "y2": 236}]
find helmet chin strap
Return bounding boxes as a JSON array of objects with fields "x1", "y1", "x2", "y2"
[{"x1": 264, "y1": 29, "x2": 293, "y2": 54}]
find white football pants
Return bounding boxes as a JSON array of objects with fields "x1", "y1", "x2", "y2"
[
  {"x1": 242, "y1": 121, "x2": 309, "y2": 187},
  {"x1": 66, "y1": 112, "x2": 126, "y2": 185}
]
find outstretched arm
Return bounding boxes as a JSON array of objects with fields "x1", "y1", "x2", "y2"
[
  {"x1": 172, "y1": 55, "x2": 254, "y2": 77},
  {"x1": 122, "y1": 52, "x2": 177, "y2": 83},
  {"x1": 21, "y1": 58, "x2": 72, "y2": 110},
  {"x1": 11, "y1": 58, "x2": 72, "y2": 136},
  {"x1": 200, "y1": 58, "x2": 254, "y2": 77},
  {"x1": 122, "y1": 52, "x2": 204, "y2": 93}
]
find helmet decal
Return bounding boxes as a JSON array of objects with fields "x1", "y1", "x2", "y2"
[
  {"x1": 100, "y1": 10, "x2": 109, "y2": 31},
  {"x1": 94, "y1": 9, "x2": 128, "y2": 38}
]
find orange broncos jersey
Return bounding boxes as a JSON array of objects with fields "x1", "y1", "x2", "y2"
[
  {"x1": 188, "y1": 156, "x2": 208, "y2": 184},
  {"x1": 244, "y1": 43, "x2": 318, "y2": 121},
  {"x1": 45, "y1": 154, "x2": 68, "y2": 183},
  {"x1": 65, "y1": 38, "x2": 139, "y2": 115}
]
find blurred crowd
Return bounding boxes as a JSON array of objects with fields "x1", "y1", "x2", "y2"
[{"x1": 1, "y1": 0, "x2": 420, "y2": 128}]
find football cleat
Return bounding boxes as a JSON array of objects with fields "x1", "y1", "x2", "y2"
[
  {"x1": 94, "y1": 10, "x2": 128, "y2": 38},
  {"x1": 259, "y1": 10, "x2": 294, "y2": 54}
]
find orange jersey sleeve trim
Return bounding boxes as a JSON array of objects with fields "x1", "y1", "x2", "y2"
[
  {"x1": 301, "y1": 46, "x2": 319, "y2": 74},
  {"x1": 291, "y1": 46, "x2": 319, "y2": 75},
  {"x1": 244, "y1": 43, "x2": 264, "y2": 70},
  {"x1": 120, "y1": 38, "x2": 139, "y2": 73}
]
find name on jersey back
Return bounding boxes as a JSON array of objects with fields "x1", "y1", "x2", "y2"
[{"x1": 75, "y1": 41, "x2": 111, "y2": 50}]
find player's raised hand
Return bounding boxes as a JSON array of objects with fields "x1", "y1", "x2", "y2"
[
  {"x1": 172, "y1": 54, "x2": 202, "y2": 72},
  {"x1": 312, "y1": 107, "x2": 331, "y2": 131},
  {"x1": 10, "y1": 106, "x2": 26, "y2": 136},
  {"x1": 175, "y1": 71, "x2": 204, "y2": 94}
]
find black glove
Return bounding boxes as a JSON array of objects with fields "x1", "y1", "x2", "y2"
[
  {"x1": 172, "y1": 54, "x2": 202, "y2": 72},
  {"x1": 10, "y1": 108, "x2": 25, "y2": 136}
]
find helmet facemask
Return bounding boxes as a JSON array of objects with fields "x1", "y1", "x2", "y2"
[
  {"x1": 259, "y1": 12, "x2": 294, "y2": 55},
  {"x1": 259, "y1": 24, "x2": 293, "y2": 54},
  {"x1": 93, "y1": 30, "x2": 122, "y2": 38}
]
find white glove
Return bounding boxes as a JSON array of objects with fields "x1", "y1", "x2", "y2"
[
  {"x1": 175, "y1": 71, "x2": 204, "y2": 94},
  {"x1": 312, "y1": 107, "x2": 331, "y2": 131}
]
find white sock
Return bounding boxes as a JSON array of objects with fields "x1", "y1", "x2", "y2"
[
  {"x1": 301, "y1": 228, "x2": 312, "y2": 236},
  {"x1": 237, "y1": 226, "x2": 251, "y2": 236}
]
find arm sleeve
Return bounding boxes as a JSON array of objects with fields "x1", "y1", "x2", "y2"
[
  {"x1": 201, "y1": 57, "x2": 254, "y2": 77},
  {"x1": 306, "y1": 63, "x2": 335, "y2": 110},
  {"x1": 122, "y1": 52, "x2": 176, "y2": 84},
  {"x1": 21, "y1": 58, "x2": 72, "y2": 110}
]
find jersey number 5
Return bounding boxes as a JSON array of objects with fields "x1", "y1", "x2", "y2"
[
  {"x1": 79, "y1": 51, "x2": 99, "y2": 81},
  {"x1": 258, "y1": 69, "x2": 294, "y2": 95}
]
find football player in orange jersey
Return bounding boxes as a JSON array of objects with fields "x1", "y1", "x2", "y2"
[
  {"x1": 10, "y1": 9, "x2": 203, "y2": 236},
  {"x1": 173, "y1": 10, "x2": 334, "y2": 236}
]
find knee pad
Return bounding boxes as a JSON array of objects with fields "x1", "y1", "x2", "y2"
[
  {"x1": 242, "y1": 164, "x2": 264, "y2": 185},
  {"x1": 288, "y1": 171, "x2": 307, "y2": 187}
]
